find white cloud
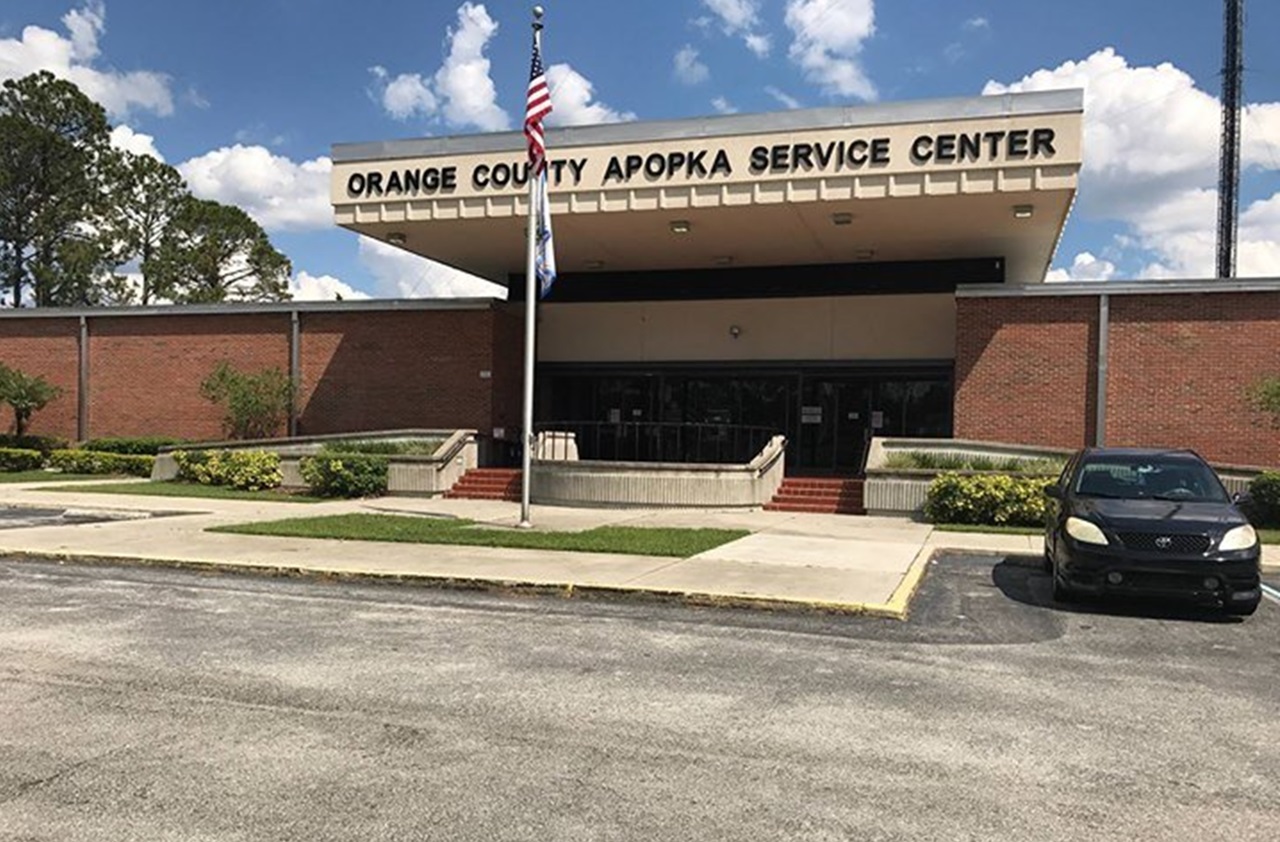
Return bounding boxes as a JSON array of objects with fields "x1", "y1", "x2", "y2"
[
  {"x1": 963, "y1": 17, "x2": 990, "y2": 31},
  {"x1": 1045, "y1": 252, "x2": 1116, "y2": 282},
  {"x1": 546, "y1": 64, "x2": 636, "y2": 127},
  {"x1": 371, "y1": 67, "x2": 437, "y2": 121},
  {"x1": 988, "y1": 48, "x2": 1280, "y2": 278},
  {"x1": 434, "y1": 2, "x2": 508, "y2": 131},
  {"x1": 0, "y1": 1, "x2": 174, "y2": 119},
  {"x1": 765, "y1": 85, "x2": 802, "y2": 109},
  {"x1": 784, "y1": 0, "x2": 877, "y2": 101},
  {"x1": 673, "y1": 45, "x2": 709, "y2": 85},
  {"x1": 109, "y1": 124, "x2": 163, "y2": 161},
  {"x1": 289, "y1": 271, "x2": 370, "y2": 302},
  {"x1": 178, "y1": 145, "x2": 332, "y2": 232},
  {"x1": 702, "y1": 0, "x2": 771, "y2": 57},
  {"x1": 743, "y1": 34, "x2": 772, "y2": 58},
  {"x1": 711, "y1": 96, "x2": 737, "y2": 114},
  {"x1": 358, "y1": 238, "x2": 506, "y2": 299}
]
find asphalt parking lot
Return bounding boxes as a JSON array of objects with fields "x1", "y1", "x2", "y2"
[{"x1": 0, "y1": 554, "x2": 1276, "y2": 841}]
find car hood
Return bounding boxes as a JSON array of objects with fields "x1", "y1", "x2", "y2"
[{"x1": 1074, "y1": 497, "x2": 1248, "y2": 532}]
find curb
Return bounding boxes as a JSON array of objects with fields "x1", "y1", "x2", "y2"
[{"x1": 0, "y1": 549, "x2": 916, "y2": 620}]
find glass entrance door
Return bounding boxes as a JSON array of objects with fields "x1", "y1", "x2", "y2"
[{"x1": 797, "y1": 379, "x2": 872, "y2": 475}]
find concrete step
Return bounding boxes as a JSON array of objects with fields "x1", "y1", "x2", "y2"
[
  {"x1": 772, "y1": 486, "x2": 865, "y2": 499},
  {"x1": 443, "y1": 490, "x2": 520, "y2": 500}
]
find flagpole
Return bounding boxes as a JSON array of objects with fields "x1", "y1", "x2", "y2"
[{"x1": 518, "y1": 6, "x2": 544, "y2": 529}]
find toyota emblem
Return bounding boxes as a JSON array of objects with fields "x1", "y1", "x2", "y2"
[{"x1": 1155, "y1": 536, "x2": 1173, "y2": 549}]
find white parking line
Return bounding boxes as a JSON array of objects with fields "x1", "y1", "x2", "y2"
[{"x1": 1261, "y1": 583, "x2": 1280, "y2": 605}]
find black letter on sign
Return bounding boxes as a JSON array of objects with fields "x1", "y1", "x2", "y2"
[
  {"x1": 710, "y1": 149, "x2": 732, "y2": 176},
  {"x1": 910, "y1": 136, "x2": 933, "y2": 164},
  {"x1": 748, "y1": 146, "x2": 768, "y2": 172},
  {"x1": 1007, "y1": 129, "x2": 1029, "y2": 158},
  {"x1": 604, "y1": 156, "x2": 625, "y2": 182},
  {"x1": 473, "y1": 164, "x2": 490, "y2": 189},
  {"x1": 1032, "y1": 128, "x2": 1056, "y2": 157},
  {"x1": 625, "y1": 154, "x2": 643, "y2": 179},
  {"x1": 347, "y1": 173, "x2": 366, "y2": 197},
  {"x1": 644, "y1": 153, "x2": 666, "y2": 178},
  {"x1": 870, "y1": 138, "x2": 890, "y2": 165},
  {"x1": 386, "y1": 170, "x2": 404, "y2": 193},
  {"x1": 366, "y1": 172, "x2": 384, "y2": 196}
]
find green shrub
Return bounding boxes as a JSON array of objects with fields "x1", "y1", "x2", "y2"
[
  {"x1": 49, "y1": 449, "x2": 154, "y2": 477},
  {"x1": 82, "y1": 436, "x2": 186, "y2": 456},
  {"x1": 0, "y1": 434, "x2": 69, "y2": 456},
  {"x1": 319, "y1": 438, "x2": 443, "y2": 456},
  {"x1": 199, "y1": 361, "x2": 295, "y2": 440},
  {"x1": 0, "y1": 447, "x2": 46, "y2": 472},
  {"x1": 300, "y1": 454, "x2": 389, "y2": 498},
  {"x1": 1245, "y1": 472, "x2": 1280, "y2": 527},
  {"x1": 173, "y1": 449, "x2": 282, "y2": 491},
  {"x1": 0, "y1": 363, "x2": 62, "y2": 437},
  {"x1": 924, "y1": 472, "x2": 1055, "y2": 526},
  {"x1": 883, "y1": 450, "x2": 1064, "y2": 474}
]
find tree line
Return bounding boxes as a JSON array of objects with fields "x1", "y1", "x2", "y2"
[{"x1": 0, "y1": 71, "x2": 292, "y2": 308}]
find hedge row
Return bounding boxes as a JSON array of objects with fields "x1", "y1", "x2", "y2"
[
  {"x1": 0, "y1": 445, "x2": 155, "y2": 476},
  {"x1": 170, "y1": 449, "x2": 389, "y2": 498},
  {"x1": 924, "y1": 473, "x2": 1054, "y2": 527},
  {"x1": 1245, "y1": 472, "x2": 1280, "y2": 527}
]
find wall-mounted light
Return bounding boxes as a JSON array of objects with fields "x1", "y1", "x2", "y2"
[
  {"x1": 1012, "y1": 204, "x2": 1034, "y2": 220},
  {"x1": 386, "y1": 232, "x2": 407, "y2": 246},
  {"x1": 729, "y1": 324, "x2": 742, "y2": 339},
  {"x1": 831, "y1": 212, "x2": 854, "y2": 226},
  {"x1": 669, "y1": 219, "x2": 691, "y2": 234},
  {"x1": 713, "y1": 256, "x2": 733, "y2": 266}
]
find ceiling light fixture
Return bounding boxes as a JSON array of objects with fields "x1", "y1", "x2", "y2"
[
  {"x1": 584, "y1": 259, "x2": 605, "y2": 270},
  {"x1": 854, "y1": 249, "x2": 875, "y2": 261},
  {"x1": 831, "y1": 212, "x2": 854, "y2": 226},
  {"x1": 386, "y1": 232, "x2": 407, "y2": 246},
  {"x1": 713, "y1": 256, "x2": 733, "y2": 266},
  {"x1": 669, "y1": 219, "x2": 691, "y2": 234},
  {"x1": 1012, "y1": 204, "x2": 1034, "y2": 220}
]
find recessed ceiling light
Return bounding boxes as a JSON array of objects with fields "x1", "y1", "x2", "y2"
[
  {"x1": 713, "y1": 256, "x2": 733, "y2": 266},
  {"x1": 854, "y1": 249, "x2": 875, "y2": 261},
  {"x1": 1012, "y1": 204, "x2": 1034, "y2": 219},
  {"x1": 386, "y1": 232, "x2": 407, "y2": 246},
  {"x1": 669, "y1": 219, "x2": 691, "y2": 234},
  {"x1": 831, "y1": 212, "x2": 854, "y2": 226}
]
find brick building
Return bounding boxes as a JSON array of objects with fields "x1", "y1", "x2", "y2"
[{"x1": 1, "y1": 90, "x2": 1276, "y2": 469}]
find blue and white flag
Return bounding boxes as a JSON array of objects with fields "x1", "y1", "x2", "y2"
[{"x1": 536, "y1": 169, "x2": 557, "y2": 299}]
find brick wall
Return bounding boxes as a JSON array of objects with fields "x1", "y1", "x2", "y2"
[
  {"x1": 954, "y1": 296, "x2": 1098, "y2": 449},
  {"x1": 89, "y1": 314, "x2": 291, "y2": 440},
  {"x1": 0, "y1": 318, "x2": 80, "y2": 440},
  {"x1": 1107, "y1": 293, "x2": 1280, "y2": 466},
  {"x1": 0, "y1": 305, "x2": 503, "y2": 442},
  {"x1": 956, "y1": 289, "x2": 1280, "y2": 467},
  {"x1": 298, "y1": 310, "x2": 496, "y2": 435}
]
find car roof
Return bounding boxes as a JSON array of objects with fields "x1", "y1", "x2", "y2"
[{"x1": 1076, "y1": 447, "x2": 1206, "y2": 463}]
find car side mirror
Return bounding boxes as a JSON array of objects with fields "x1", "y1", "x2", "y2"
[
  {"x1": 1044, "y1": 484, "x2": 1063, "y2": 500},
  {"x1": 1232, "y1": 491, "x2": 1251, "y2": 507}
]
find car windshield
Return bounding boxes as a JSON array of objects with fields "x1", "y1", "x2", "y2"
[{"x1": 1073, "y1": 457, "x2": 1229, "y2": 503}]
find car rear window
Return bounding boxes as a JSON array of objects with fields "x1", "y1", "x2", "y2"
[{"x1": 1073, "y1": 457, "x2": 1228, "y2": 503}]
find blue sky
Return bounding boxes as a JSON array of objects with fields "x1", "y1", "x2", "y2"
[{"x1": 2, "y1": 0, "x2": 1278, "y2": 298}]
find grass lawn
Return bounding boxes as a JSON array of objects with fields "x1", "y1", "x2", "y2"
[
  {"x1": 40, "y1": 480, "x2": 324, "y2": 503},
  {"x1": 0, "y1": 471, "x2": 132, "y2": 483},
  {"x1": 934, "y1": 523, "x2": 1280, "y2": 545},
  {"x1": 212, "y1": 513, "x2": 749, "y2": 557}
]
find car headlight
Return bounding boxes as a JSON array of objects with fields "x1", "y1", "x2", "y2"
[
  {"x1": 1219, "y1": 524, "x2": 1258, "y2": 551},
  {"x1": 1065, "y1": 517, "x2": 1108, "y2": 546}
]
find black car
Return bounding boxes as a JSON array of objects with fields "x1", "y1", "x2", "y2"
[{"x1": 1044, "y1": 448, "x2": 1262, "y2": 616}]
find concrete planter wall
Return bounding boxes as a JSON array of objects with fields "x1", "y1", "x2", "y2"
[
  {"x1": 530, "y1": 435, "x2": 787, "y2": 508},
  {"x1": 864, "y1": 437, "x2": 1267, "y2": 517},
  {"x1": 152, "y1": 429, "x2": 477, "y2": 497}
]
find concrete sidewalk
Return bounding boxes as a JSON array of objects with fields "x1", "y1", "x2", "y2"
[{"x1": 0, "y1": 480, "x2": 1273, "y2": 619}]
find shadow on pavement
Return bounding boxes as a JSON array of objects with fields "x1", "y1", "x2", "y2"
[{"x1": 991, "y1": 553, "x2": 1243, "y2": 625}]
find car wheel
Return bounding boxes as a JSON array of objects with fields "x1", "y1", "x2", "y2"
[{"x1": 1223, "y1": 598, "x2": 1259, "y2": 617}]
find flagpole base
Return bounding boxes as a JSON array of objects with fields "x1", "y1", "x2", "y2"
[{"x1": 517, "y1": 519, "x2": 533, "y2": 530}]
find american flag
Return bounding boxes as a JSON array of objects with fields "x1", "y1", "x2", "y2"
[{"x1": 524, "y1": 33, "x2": 552, "y2": 172}]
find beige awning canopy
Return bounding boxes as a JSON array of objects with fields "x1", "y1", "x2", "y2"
[{"x1": 332, "y1": 90, "x2": 1083, "y2": 286}]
